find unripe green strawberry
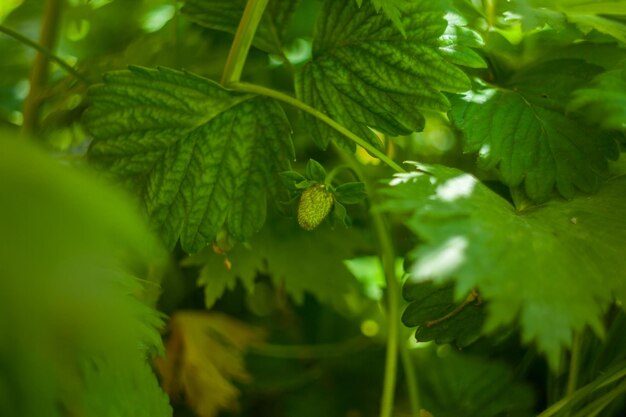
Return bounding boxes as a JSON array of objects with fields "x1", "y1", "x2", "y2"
[{"x1": 297, "y1": 184, "x2": 334, "y2": 231}]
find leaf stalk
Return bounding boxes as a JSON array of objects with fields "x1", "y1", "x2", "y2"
[
  {"x1": 0, "y1": 25, "x2": 86, "y2": 84},
  {"x1": 335, "y1": 150, "x2": 414, "y2": 417},
  {"x1": 21, "y1": 0, "x2": 63, "y2": 136},
  {"x1": 221, "y1": 0, "x2": 269, "y2": 85},
  {"x1": 228, "y1": 82, "x2": 406, "y2": 173}
]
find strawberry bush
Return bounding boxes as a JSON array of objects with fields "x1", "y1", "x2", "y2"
[{"x1": 1, "y1": 0, "x2": 626, "y2": 416}]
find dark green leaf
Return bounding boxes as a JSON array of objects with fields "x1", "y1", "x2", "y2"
[
  {"x1": 305, "y1": 158, "x2": 326, "y2": 182},
  {"x1": 84, "y1": 66, "x2": 294, "y2": 253},
  {"x1": 334, "y1": 182, "x2": 367, "y2": 204},
  {"x1": 450, "y1": 59, "x2": 620, "y2": 201},
  {"x1": 296, "y1": 0, "x2": 471, "y2": 152},
  {"x1": 181, "y1": 0, "x2": 299, "y2": 54},
  {"x1": 185, "y1": 218, "x2": 371, "y2": 306},
  {"x1": 415, "y1": 348, "x2": 535, "y2": 417},
  {"x1": 402, "y1": 281, "x2": 485, "y2": 347},
  {"x1": 379, "y1": 162, "x2": 626, "y2": 368}
]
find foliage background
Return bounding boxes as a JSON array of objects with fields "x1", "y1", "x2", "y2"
[{"x1": 1, "y1": 0, "x2": 626, "y2": 417}]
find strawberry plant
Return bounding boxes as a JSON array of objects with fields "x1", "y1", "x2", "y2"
[{"x1": 1, "y1": 0, "x2": 626, "y2": 416}]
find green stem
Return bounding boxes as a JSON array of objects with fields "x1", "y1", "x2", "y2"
[
  {"x1": 484, "y1": 0, "x2": 497, "y2": 28},
  {"x1": 221, "y1": 0, "x2": 269, "y2": 85},
  {"x1": 21, "y1": 0, "x2": 63, "y2": 136},
  {"x1": 0, "y1": 25, "x2": 86, "y2": 83},
  {"x1": 400, "y1": 340, "x2": 421, "y2": 416},
  {"x1": 373, "y1": 202, "x2": 401, "y2": 417},
  {"x1": 335, "y1": 151, "x2": 404, "y2": 417},
  {"x1": 566, "y1": 332, "x2": 582, "y2": 397},
  {"x1": 228, "y1": 82, "x2": 406, "y2": 173},
  {"x1": 325, "y1": 164, "x2": 354, "y2": 185}
]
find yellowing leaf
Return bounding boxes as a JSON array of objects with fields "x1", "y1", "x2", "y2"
[{"x1": 155, "y1": 312, "x2": 263, "y2": 417}]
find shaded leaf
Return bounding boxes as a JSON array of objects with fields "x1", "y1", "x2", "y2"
[
  {"x1": 181, "y1": 0, "x2": 299, "y2": 54},
  {"x1": 450, "y1": 59, "x2": 620, "y2": 201},
  {"x1": 296, "y1": 0, "x2": 471, "y2": 152},
  {"x1": 155, "y1": 312, "x2": 263, "y2": 417},
  {"x1": 185, "y1": 217, "x2": 371, "y2": 307},
  {"x1": 379, "y1": 162, "x2": 626, "y2": 368},
  {"x1": 402, "y1": 281, "x2": 486, "y2": 347},
  {"x1": 84, "y1": 66, "x2": 294, "y2": 252},
  {"x1": 414, "y1": 348, "x2": 535, "y2": 417}
]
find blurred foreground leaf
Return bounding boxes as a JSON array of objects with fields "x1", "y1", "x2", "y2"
[{"x1": 0, "y1": 134, "x2": 170, "y2": 417}]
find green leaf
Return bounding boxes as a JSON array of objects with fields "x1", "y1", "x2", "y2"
[
  {"x1": 280, "y1": 170, "x2": 308, "y2": 190},
  {"x1": 84, "y1": 66, "x2": 294, "y2": 253},
  {"x1": 186, "y1": 217, "x2": 371, "y2": 307},
  {"x1": 569, "y1": 66, "x2": 626, "y2": 131},
  {"x1": 544, "y1": 0, "x2": 626, "y2": 15},
  {"x1": 305, "y1": 158, "x2": 326, "y2": 182},
  {"x1": 332, "y1": 200, "x2": 351, "y2": 227},
  {"x1": 181, "y1": 0, "x2": 299, "y2": 54},
  {"x1": 537, "y1": 0, "x2": 626, "y2": 43},
  {"x1": 295, "y1": 0, "x2": 471, "y2": 152},
  {"x1": 450, "y1": 59, "x2": 620, "y2": 201},
  {"x1": 495, "y1": 0, "x2": 567, "y2": 32},
  {"x1": 344, "y1": 256, "x2": 388, "y2": 300},
  {"x1": 414, "y1": 348, "x2": 535, "y2": 417},
  {"x1": 0, "y1": 134, "x2": 170, "y2": 417},
  {"x1": 379, "y1": 162, "x2": 626, "y2": 369},
  {"x1": 402, "y1": 281, "x2": 486, "y2": 347},
  {"x1": 439, "y1": 12, "x2": 487, "y2": 69},
  {"x1": 356, "y1": 0, "x2": 407, "y2": 35},
  {"x1": 334, "y1": 182, "x2": 367, "y2": 204}
]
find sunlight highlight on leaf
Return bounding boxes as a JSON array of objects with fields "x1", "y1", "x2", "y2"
[
  {"x1": 435, "y1": 174, "x2": 476, "y2": 202},
  {"x1": 411, "y1": 236, "x2": 468, "y2": 280}
]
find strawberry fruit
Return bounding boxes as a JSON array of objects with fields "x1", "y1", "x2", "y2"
[{"x1": 297, "y1": 184, "x2": 334, "y2": 231}]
